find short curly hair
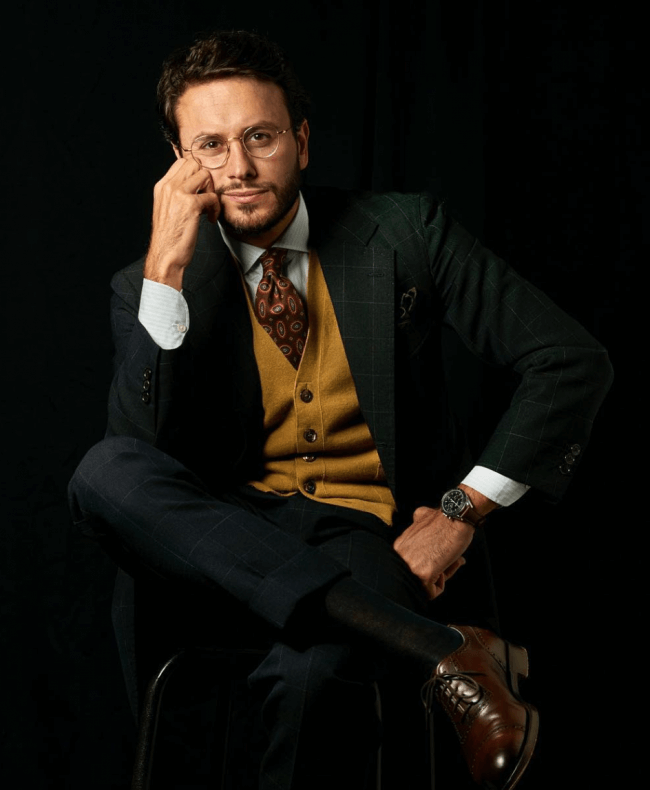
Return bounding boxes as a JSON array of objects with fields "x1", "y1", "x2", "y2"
[{"x1": 157, "y1": 30, "x2": 310, "y2": 146}]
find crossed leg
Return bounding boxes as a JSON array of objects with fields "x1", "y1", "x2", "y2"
[
  {"x1": 69, "y1": 436, "x2": 536, "y2": 790},
  {"x1": 69, "y1": 437, "x2": 455, "y2": 786}
]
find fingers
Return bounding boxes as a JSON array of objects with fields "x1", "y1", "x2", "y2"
[
  {"x1": 428, "y1": 573, "x2": 446, "y2": 600},
  {"x1": 425, "y1": 556, "x2": 467, "y2": 600},
  {"x1": 153, "y1": 157, "x2": 219, "y2": 223},
  {"x1": 393, "y1": 506, "x2": 474, "y2": 600},
  {"x1": 169, "y1": 161, "x2": 220, "y2": 222},
  {"x1": 155, "y1": 157, "x2": 213, "y2": 199},
  {"x1": 145, "y1": 158, "x2": 220, "y2": 286},
  {"x1": 205, "y1": 193, "x2": 221, "y2": 224},
  {"x1": 160, "y1": 155, "x2": 202, "y2": 180},
  {"x1": 195, "y1": 192, "x2": 220, "y2": 224},
  {"x1": 443, "y1": 556, "x2": 466, "y2": 580},
  {"x1": 154, "y1": 157, "x2": 200, "y2": 195}
]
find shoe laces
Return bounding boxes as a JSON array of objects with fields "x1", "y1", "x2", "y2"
[{"x1": 421, "y1": 671, "x2": 484, "y2": 727}]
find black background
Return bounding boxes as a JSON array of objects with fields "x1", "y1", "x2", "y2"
[{"x1": 2, "y1": 1, "x2": 639, "y2": 787}]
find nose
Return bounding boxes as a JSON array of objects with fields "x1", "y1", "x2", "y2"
[{"x1": 224, "y1": 137, "x2": 257, "y2": 180}]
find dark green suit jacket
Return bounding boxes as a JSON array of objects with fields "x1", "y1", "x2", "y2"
[
  {"x1": 105, "y1": 186, "x2": 613, "y2": 713},
  {"x1": 108, "y1": 186, "x2": 613, "y2": 519}
]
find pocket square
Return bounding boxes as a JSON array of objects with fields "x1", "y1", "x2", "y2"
[{"x1": 398, "y1": 287, "x2": 418, "y2": 327}]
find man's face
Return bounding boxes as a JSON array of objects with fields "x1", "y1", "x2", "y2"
[{"x1": 174, "y1": 77, "x2": 309, "y2": 244}]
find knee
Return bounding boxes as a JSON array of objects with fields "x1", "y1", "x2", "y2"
[{"x1": 68, "y1": 436, "x2": 149, "y2": 523}]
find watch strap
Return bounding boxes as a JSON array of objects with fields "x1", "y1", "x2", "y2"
[{"x1": 455, "y1": 504, "x2": 486, "y2": 528}]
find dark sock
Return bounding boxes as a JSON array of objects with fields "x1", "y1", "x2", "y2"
[{"x1": 323, "y1": 577, "x2": 463, "y2": 674}]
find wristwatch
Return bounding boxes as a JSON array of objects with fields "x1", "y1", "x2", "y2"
[{"x1": 440, "y1": 488, "x2": 486, "y2": 528}]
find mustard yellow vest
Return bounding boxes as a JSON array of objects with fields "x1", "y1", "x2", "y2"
[{"x1": 245, "y1": 251, "x2": 396, "y2": 525}]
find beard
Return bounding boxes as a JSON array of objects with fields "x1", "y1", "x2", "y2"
[{"x1": 219, "y1": 161, "x2": 302, "y2": 239}]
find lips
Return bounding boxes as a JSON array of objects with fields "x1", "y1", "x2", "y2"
[{"x1": 222, "y1": 189, "x2": 268, "y2": 204}]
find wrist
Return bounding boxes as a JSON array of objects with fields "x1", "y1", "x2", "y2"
[
  {"x1": 144, "y1": 256, "x2": 185, "y2": 291},
  {"x1": 457, "y1": 484, "x2": 499, "y2": 517}
]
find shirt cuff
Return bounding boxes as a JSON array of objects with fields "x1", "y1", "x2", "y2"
[
  {"x1": 460, "y1": 466, "x2": 530, "y2": 507},
  {"x1": 138, "y1": 279, "x2": 190, "y2": 350}
]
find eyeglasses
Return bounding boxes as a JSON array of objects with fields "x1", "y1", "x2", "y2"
[{"x1": 180, "y1": 126, "x2": 291, "y2": 170}]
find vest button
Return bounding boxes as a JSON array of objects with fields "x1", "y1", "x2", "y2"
[
  {"x1": 302, "y1": 455, "x2": 316, "y2": 463},
  {"x1": 300, "y1": 388, "x2": 314, "y2": 403},
  {"x1": 303, "y1": 429, "x2": 317, "y2": 443},
  {"x1": 304, "y1": 480, "x2": 316, "y2": 494}
]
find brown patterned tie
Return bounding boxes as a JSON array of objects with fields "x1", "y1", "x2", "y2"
[{"x1": 254, "y1": 248, "x2": 308, "y2": 369}]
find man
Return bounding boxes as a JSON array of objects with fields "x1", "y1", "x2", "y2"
[{"x1": 69, "y1": 30, "x2": 612, "y2": 790}]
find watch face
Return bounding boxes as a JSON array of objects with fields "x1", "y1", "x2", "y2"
[{"x1": 441, "y1": 488, "x2": 468, "y2": 517}]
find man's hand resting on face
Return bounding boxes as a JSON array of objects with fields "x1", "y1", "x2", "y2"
[{"x1": 144, "y1": 158, "x2": 221, "y2": 291}]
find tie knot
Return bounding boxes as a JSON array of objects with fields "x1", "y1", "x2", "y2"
[{"x1": 260, "y1": 247, "x2": 288, "y2": 277}]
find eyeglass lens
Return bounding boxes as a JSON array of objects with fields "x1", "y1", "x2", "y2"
[{"x1": 191, "y1": 126, "x2": 280, "y2": 167}]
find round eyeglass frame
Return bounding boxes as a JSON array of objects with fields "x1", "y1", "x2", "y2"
[{"x1": 180, "y1": 127, "x2": 291, "y2": 170}]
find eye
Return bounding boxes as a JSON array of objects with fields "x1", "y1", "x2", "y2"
[
  {"x1": 245, "y1": 127, "x2": 275, "y2": 148},
  {"x1": 194, "y1": 136, "x2": 225, "y2": 152}
]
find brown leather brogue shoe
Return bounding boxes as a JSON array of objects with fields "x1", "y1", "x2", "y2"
[{"x1": 422, "y1": 625, "x2": 539, "y2": 790}]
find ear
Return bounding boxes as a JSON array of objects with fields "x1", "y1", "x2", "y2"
[
  {"x1": 295, "y1": 119, "x2": 309, "y2": 170},
  {"x1": 173, "y1": 143, "x2": 182, "y2": 160}
]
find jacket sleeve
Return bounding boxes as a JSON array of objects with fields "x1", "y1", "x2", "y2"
[
  {"x1": 419, "y1": 194, "x2": 613, "y2": 502},
  {"x1": 106, "y1": 264, "x2": 181, "y2": 445}
]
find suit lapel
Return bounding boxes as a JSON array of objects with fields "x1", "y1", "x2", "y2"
[{"x1": 181, "y1": 218, "x2": 263, "y2": 467}]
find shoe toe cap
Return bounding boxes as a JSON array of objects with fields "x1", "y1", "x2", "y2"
[{"x1": 475, "y1": 724, "x2": 533, "y2": 790}]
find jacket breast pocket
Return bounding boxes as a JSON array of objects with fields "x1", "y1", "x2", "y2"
[{"x1": 397, "y1": 286, "x2": 437, "y2": 357}]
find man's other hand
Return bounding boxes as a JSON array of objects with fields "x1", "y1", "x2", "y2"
[
  {"x1": 393, "y1": 506, "x2": 475, "y2": 600},
  {"x1": 144, "y1": 158, "x2": 220, "y2": 291}
]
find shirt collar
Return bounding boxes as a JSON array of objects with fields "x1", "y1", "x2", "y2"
[{"x1": 218, "y1": 192, "x2": 309, "y2": 275}]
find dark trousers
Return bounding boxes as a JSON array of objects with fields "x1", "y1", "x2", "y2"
[{"x1": 69, "y1": 436, "x2": 430, "y2": 789}]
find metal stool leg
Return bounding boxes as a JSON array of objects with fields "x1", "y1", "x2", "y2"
[
  {"x1": 131, "y1": 650, "x2": 187, "y2": 790},
  {"x1": 131, "y1": 648, "x2": 266, "y2": 789}
]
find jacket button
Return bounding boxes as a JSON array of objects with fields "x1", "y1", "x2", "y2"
[
  {"x1": 304, "y1": 429, "x2": 317, "y2": 443},
  {"x1": 300, "y1": 388, "x2": 314, "y2": 403},
  {"x1": 570, "y1": 444, "x2": 581, "y2": 456},
  {"x1": 304, "y1": 480, "x2": 316, "y2": 494},
  {"x1": 142, "y1": 380, "x2": 151, "y2": 392},
  {"x1": 143, "y1": 368, "x2": 152, "y2": 380},
  {"x1": 302, "y1": 455, "x2": 316, "y2": 463},
  {"x1": 559, "y1": 463, "x2": 572, "y2": 475},
  {"x1": 564, "y1": 454, "x2": 575, "y2": 465},
  {"x1": 141, "y1": 392, "x2": 151, "y2": 404}
]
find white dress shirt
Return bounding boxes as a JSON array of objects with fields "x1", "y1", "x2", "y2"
[{"x1": 137, "y1": 192, "x2": 529, "y2": 508}]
